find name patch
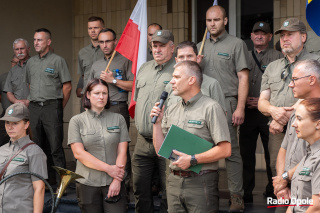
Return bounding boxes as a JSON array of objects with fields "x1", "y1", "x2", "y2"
[
  {"x1": 107, "y1": 126, "x2": 120, "y2": 130},
  {"x1": 45, "y1": 68, "x2": 55, "y2": 74},
  {"x1": 188, "y1": 120, "x2": 202, "y2": 125},
  {"x1": 163, "y1": 81, "x2": 170, "y2": 84},
  {"x1": 217, "y1": 52, "x2": 229, "y2": 57},
  {"x1": 12, "y1": 157, "x2": 24, "y2": 162},
  {"x1": 299, "y1": 167, "x2": 310, "y2": 176}
]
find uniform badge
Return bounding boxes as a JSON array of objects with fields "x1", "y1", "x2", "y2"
[
  {"x1": 284, "y1": 21, "x2": 289, "y2": 27},
  {"x1": 45, "y1": 68, "x2": 55, "y2": 74},
  {"x1": 259, "y1": 23, "x2": 264, "y2": 27},
  {"x1": 157, "y1": 31, "x2": 162, "y2": 36},
  {"x1": 163, "y1": 81, "x2": 170, "y2": 84},
  {"x1": 8, "y1": 109, "x2": 13, "y2": 115},
  {"x1": 299, "y1": 167, "x2": 311, "y2": 176}
]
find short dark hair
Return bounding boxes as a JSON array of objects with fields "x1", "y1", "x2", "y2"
[
  {"x1": 148, "y1": 23, "x2": 162, "y2": 30},
  {"x1": 98, "y1": 28, "x2": 116, "y2": 40},
  {"x1": 83, "y1": 78, "x2": 111, "y2": 109},
  {"x1": 176, "y1": 41, "x2": 198, "y2": 55},
  {"x1": 35, "y1": 28, "x2": 51, "y2": 39},
  {"x1": 88, "y1": 16, "x2": 105, "y2": 26},
  {"x1": 174, "y1": 60, "x2": 203, "y2": 87}
]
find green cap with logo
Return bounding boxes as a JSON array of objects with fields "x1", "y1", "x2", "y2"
[
  {"x1": 275, "y1": 18, "x2": 306, "y2": 35},
  {"x1": 252, "y1": 21, "x2": 271, "y2": 34},
  {"x1": 0, "y1": 103, "x2": 29, "y2": 122},
  {"x1": 151, "y1": 30, "x2": 174, "y2": 44}
]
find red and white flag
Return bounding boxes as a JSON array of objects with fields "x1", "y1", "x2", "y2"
[{"x1": 115, "y1": 0, "x2": 147, "y2": 118}]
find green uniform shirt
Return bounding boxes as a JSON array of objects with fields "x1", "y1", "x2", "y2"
[
  {"x1": 0, "y1": 72, "x2": 11, "y2": 111},
  {"x1": 88, "y1": 52, "x2": 133, "y2": 102},
  {"x1": 134, "y1": 57, "x2": 175, "y2": 138},
  {"x1": 197, "y1": 31, "x2": 249, "y2": 97},
  {"x1": 305, "y1": 30, "x2": 320, "y2": 55},
  {"x1": 0, "y1": 135, "x2": 47, "y2": 213},
  {"x1": 78, "y1": 44, "x2": 104, "y2": 87},
  {"x1": 281, "y1": 110, "x2": 307, "y2": 172},
  {"x1": 68, "y1": 109, "x2": 130, "y2": 187},
  {"x1": 4, "y1": 60, "x2": 30, "y2": 100},
  {"x1": 291, "y1": 140, "x2": 320, "y2": 213},
  {"x1": 165, "y1": 74, "x2": 226, "y2": 112},
  {"x1": 248, "y1": 48, "x2": 283, "y2": 97},
  {"x1": 25, "y1": 51, "x2": 71, "y2": 102},
  {"x1": 147, "y1": 48, "x2": 153, "y2": 61},
  {"x1": 260, "y1": 48, "x2": 320, "y2": 107},
  {"x1": 162, "y1": 92, "x2": 231, "y2": 171}
]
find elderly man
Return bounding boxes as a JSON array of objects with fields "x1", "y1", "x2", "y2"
[
  {"x1": 147, "y1": 23, "x2": 162, "y2": 61},
  {"x1": 258, "y1": 18, "x2": 320, "y2": 184},
  {"x1": 25, "y1": 28, "x2": 72, "y2": 184},
  {"x1": 151, "y1": 61, "x2": 231, "y2": 213},
  {"x1": 4, "y1": 38, "x2": 31, "y2": 107},
  {"x1": 239, "y1": 22, "x2": 283, "y2": 203},
  {"x1": 198, "y1": 5, "x2": 250, "y2": 210},
  {"x1": 133, "y1": 30, "x2": 175, "y2": 213}
]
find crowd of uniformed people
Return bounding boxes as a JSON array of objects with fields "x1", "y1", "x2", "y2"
[{"x1": 1, "y1": 4, "x2": 320, "y2": 213}]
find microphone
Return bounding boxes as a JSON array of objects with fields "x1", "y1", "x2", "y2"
[{"x1": 151, "y1": 91, "x2": 168, "y2": 124}]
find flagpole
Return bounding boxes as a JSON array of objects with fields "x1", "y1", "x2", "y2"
[
  {"x1": 104, "y1": 50, "x2": 117, "y2": 72},
  {"x1": 198, "y1": 28, "x2": 208, "y2": 56}
]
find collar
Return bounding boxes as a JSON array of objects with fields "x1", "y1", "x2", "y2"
[
  {"x1": 9, "y1": 135, "x2": 32, "y2": 148},
  {"x1": 38, "y1": 51, "x2": 52, "y2": 59},
  {"x1": 155, "y1": 57, "x2": 175, "y2": 71},
  {"x1": 91, "y1": 43, "x2": 101, "y2": 50},
  {"x1": 310, "y1": 139, "x2": 320, "y2": 155},
  {"x1": 17, "y1": 58, "x2": 30, "y2": 67},
  {"x1": 284, "y1": 47, "x2": 307, "y2": 64},
  {"x1": 104, "y1": 51, "x2": 118, "y2": 61},
  {"x1": 87, "y1": 109, "x2": 106, "y2": 118},
  {"x1": 209, "y1": 31, "x2": 228, "y2": 43},
  {"x1": 182, "y1": 91, "x2": 203, "y2": 106},
  {"x1": 254, "y1": 47, "x2": 268, "y2": 55}
]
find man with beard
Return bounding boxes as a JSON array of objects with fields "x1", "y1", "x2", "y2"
[{"x1": 4, "y1": 38, "x2": 31, "y2": 107}]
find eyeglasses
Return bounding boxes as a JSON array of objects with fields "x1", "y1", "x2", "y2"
[
  {"x1": 290, "y1": 75, "x2": 311, "y2": 86},
  {"x1": 98, "y1": 39, "x2": 115, "y2": 45}
]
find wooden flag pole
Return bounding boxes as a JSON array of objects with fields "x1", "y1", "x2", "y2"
[
  {"x1": 104, "y1": 50, "x2": 117, "y2": 72},
  {"x1": 198, "y1": 28, "x2": 208, "y2": 56}
]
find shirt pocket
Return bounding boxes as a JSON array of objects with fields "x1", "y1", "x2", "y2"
[
  {"x1": 268, "y1": 76, "x2": 283, "y2": 93},
  {"x1": 80, "y1": 129, "x2": 98, "y2": 147},
  {"x1": 136, "y1": 80, "x2": 147, "y2": 100},
  {"x1": 297, "y1": 175, "x2": 312, "y2": 198},
  {"x1": 106, "y1": 127, "x2": 121, "y2": 144},
  {"x1": 44, "y1": 64, "x2": 60, "y2": 86},
  {"x1": 10, "y1": 75, "x2": 21, "y2": 92},
  {"x1": 82, "y1": 60, "x2": 92, "y2": 72}
]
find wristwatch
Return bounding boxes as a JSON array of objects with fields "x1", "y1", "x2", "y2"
[
  {"x1": 190, "y1": 155, "x2": 198, "y2": 166},
  {"x1": 112, "y1": 78, "x2": 117, "y2": 84},
  {"x1": 282, "y1": 171, "x2": 289, "y2": 181}
]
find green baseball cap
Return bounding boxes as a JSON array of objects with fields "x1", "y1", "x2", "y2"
[
  {"x1": 0, "y1": 103, "x2": 29, "y2": 122},
  {"x1": 275, "y1": 18, "x2": 306, "y2": 35},
  {"x1": 252, "y1": 21, "x2": 271, "y2": 34},
  {"x1": 151, "y1": 30, "x2": 174, "y2": 44}
]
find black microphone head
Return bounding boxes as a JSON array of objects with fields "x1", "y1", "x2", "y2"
[{"x1": 160, "y1": 91, "x2": 168, "y2": 100}]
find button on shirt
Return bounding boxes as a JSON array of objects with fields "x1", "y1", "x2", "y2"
[
  {"x1": 78, "y1": 44, "x2": 104, "y2": 87},
  {"x1": 4, "y1": 60, "x2": 30, "y2": 100},
  {"x1": 25, "y1": 51, "x2": 72, "y2": 102},
  {"x1": 281, "y1": 110, "x2": 307, "y2": 172},
  {"x1": 68, "y1": 109, "x2": 131, "y2": 187},
  {"x1": 88, "y1": 52, "x2": 133, "y2": 102},
  {"x1": 290, "y1": 140, "x2": 320, "y2": 213},
  {"x1": 197, "y1": 31, "x2": 249, "y2": 97},
  {"x1": 134, "y1": 57, "x2": 176, "y2": 138},
  {"x1": 248, "y1": 48, "x2": 283, "y2": 97},
  {"x1": 0, "y1": 135, "x2": 47, "y2": 213},
  {"x1": 260, "y1": 48, "x2": 320, "y2": 107},
  {"x1": 162, "y1": 92, "x2": 231, "y2": 171}
]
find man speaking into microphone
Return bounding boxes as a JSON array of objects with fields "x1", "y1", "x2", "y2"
[
  {"x1": 132, "y1": 30, "x2": 175, "y2": 213},
  {"x1": 151, "y1": 61, "x2": 231, "y2": 213}
]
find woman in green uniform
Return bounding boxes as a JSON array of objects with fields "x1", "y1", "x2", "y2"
[
  {"x1": 288, "y1": 98, "x2": 320, "y2": 212},
  {"x1": 0, "y1": 103, "x2": 47, "y2": 213},
  {"x1": 68, "y1": 78, "x2": 130, "y2": 213}
]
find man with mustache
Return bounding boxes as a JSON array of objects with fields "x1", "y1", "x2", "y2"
[
  {"x1": 239, "y1": 22, "x2": 283, "y2": 203},
  {"x1": 4, "y1": 38, "x2": 31, "y2": 107},
  {"x1": 258, "y1": 18, "x2": 320, "y2": 212}
]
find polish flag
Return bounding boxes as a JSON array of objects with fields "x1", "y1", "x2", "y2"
[{"x1": 115, "y1": 0, "x2": 147, "y2": 118}]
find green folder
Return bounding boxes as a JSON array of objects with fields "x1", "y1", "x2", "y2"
[{"x1": 158, "y1": 124, "x2": 213, "y2": 173}]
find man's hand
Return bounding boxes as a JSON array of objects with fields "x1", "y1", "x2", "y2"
[
  {"x1": 107, "y1": 179, "x2": 121, "y2": 198},
  {"x1": 269, "y1": 106, "x2": 294, "y2": 125},
  {"x1": 269, "y1": 120, "x2": 285, "y2": 135},
  {"x1": 150, "y1": 102, "x2": 164, "y2": 124},
  {"x1": 246, "y1": 97, "x2": 259, "y2": 109},
  {"x1": 171, "y1": 150, "x2": 192, "y2": 170},
  {"x1": 106, "y1": 165, "x2": 125, "y2": 181},
  {"x1": 100, "y1": 69, "x2": 114, "y2": 83},
  {"x1": 276, "y1": 187, "x2": 291, "y2": 200},
  {"x1": 232, "y1": 107, "x2": 245, "y2": 126},
  {"x1": 273, "y1": 175, "x2": 288, "y2": 194}
]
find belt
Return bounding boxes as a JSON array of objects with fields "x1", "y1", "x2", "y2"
[
  {"x1": 110, "y1": 101, "x2": 127, "y2": 106},
  {"x1": 171, "y1": 169, "x2": 217, "y2": 178},
  {"x1": 32, "y1": 99, "x2": 60, "y2": 106}
]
